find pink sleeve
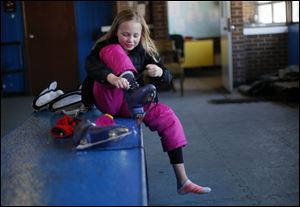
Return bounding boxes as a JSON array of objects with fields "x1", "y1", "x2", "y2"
[{"x1": 99, "y1": 44, "x2": 137, "y2": 76}]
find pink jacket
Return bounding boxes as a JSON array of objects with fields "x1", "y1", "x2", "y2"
[{"x1": 99, "y1": 44, "x2": 137, "y2": 76}]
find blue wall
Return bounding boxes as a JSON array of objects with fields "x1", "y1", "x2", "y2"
[
  {"x1": 1, "y1": 2, "x2": 24, "y2": 43},
  {"x1": 74, "y1": 1, "x2": 112, "y2": 82},
  {"x1": 1, "y1": 1, "x2": 25, "y2": 93},
  {"x1": 288, "y1": 24, "x2": 299, "y2": 65},
  {"x1": 1, "y1": 1, "x2": 112, "y2": 93}
]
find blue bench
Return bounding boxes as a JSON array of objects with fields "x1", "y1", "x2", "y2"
[{"x1": 1, "y1": 109, "x2": 148, "y2": 206}]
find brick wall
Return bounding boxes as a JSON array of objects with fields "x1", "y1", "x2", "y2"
[
  {"x1": 242, "y1": 1, "x2": 256, "y2": 24},
  {"x1": 151, "y1": 1, "x2": 169, "y2": 39},
  {"x1": 112, "y1": 1, "x2": 169, "y2": 40},
  {"x1": 231, "y1": 1, "x2": 288, "y2": 85}
]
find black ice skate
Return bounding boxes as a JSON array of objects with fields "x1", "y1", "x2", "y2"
[
  {"x1": 125, "y1": 84, "x2": 157, "y2": 119},
  {"x1": 121, "y1": 72, "x2": 157, "y2": 119}
]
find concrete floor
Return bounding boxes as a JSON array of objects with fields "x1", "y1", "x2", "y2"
[
  {"x1": 143, "y1": 91, "x2": 299, "y2": 206},
  {"x1": 1, "y1": 76, "x2": 299, "y2": 205},
  {"x1": 1, "y1": 95, "x2": 33, "y2": 138}
]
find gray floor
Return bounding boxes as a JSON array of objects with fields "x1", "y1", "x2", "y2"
[
  {"x1": 1, "y1": 95, "x2": 34, "y2": 138},
  {"x1": 1, "y1": 76, "x2": 299, "y2": 206}
]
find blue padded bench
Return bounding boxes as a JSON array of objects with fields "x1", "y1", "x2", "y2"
[{"x1": 1, "y1": 109, "x2": 148, "y2": 206}]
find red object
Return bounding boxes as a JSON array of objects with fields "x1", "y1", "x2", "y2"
[{"x1": 51, "y1": 115, "x2": 79, "y2": 139}]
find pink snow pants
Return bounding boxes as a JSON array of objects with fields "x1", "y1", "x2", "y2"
[{"x1": 93, "y1": 44, "x2": 187, "y2": 151}]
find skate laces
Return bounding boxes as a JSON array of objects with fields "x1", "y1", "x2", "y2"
[
  {"x1": 128, "y1": 80, "x2": 139, "y2": 91},
  {"x1": 126, "y1": 76, "x2": 139, "y2": 91},
  {"x1": 120, "y1": 71, "x2": 139, "y2": 91}
]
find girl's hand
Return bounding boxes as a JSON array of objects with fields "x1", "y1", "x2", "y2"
[
  {"x1": 107, "y1": 73, "x2": 129, "y2": 89},
  {"x1": 145, "y1": 64, "x2": 163, "y2": 77}
]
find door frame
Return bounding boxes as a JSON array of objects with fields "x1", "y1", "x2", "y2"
[{"x1": 220, "y1": 1, "x2": 234, "y2": 93}]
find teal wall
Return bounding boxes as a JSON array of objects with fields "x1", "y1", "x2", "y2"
[{"x1": 167, "y1": 1, "x2": 220, "y2": 39}]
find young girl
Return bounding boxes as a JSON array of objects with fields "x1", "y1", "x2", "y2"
[{"x1": 82, "y1": 9, "x2": 211, "y2": 195}]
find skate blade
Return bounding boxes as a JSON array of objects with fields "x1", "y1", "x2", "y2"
[{"x1": 75, "y1": 131, "x2": 132, "y2": 150}]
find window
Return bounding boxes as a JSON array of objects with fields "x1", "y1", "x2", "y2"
[
  {"x1": 292, "y1": 1, "x2": 299, "y2": 22},
  {"x1": 257, "y1": 1, "x2": 286, "y2": 24},
  {"x1": 256, "y1": 1, "x2": 299, "y2": 24},
  {"x1": 243, "y1": 1, "x2": 298, "y2": 35}
]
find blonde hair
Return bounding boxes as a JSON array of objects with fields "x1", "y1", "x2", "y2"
[{"x1": 94, "y1": 9, "x2": 159, "y2": 60}]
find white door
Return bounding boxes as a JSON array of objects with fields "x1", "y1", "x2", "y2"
[{"x1": 220, "y1": 1, "x2": 234, "y2": 93}]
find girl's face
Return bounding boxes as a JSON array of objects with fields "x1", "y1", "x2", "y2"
[{"x1": 117, "y1": 20, "x2": 142, "y2": 52}]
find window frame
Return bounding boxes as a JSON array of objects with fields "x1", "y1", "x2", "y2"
[
  {"x1": 256, "y1": 1, "x2": 299, "y2": 25},
  {"x1": 291, "y1": 1, "x2": 299, "y2": 23},
  {"x1": 256, "y1": 1, "x2": 287, "y2": 25}
]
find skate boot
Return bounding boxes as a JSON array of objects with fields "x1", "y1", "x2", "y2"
[
  {"x1": 120, "y1": 72, "x2": 157, "y2": 119},
  {"x1": 73, "y1": 119, "x2": 131, "y2": 150},
  {"x1": 125, "y1": 84, "x2": 157, "y2": 119}
]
